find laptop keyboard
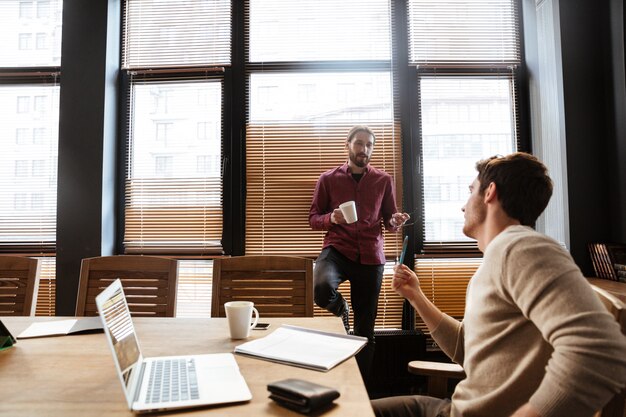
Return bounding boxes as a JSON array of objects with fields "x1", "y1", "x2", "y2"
[{"x1": 146, "y1": 358, "x2": 199, "y2": 403}]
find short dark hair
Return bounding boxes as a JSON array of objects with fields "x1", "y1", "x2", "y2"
[
  {"x1": 347, "y1": 125, "x2": 376, "y2": 143},
  {"x1": 476, "y1": 152, "x2": 553, "y2": 227}
]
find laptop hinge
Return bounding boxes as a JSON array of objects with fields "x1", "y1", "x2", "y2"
[{"x1": 133, "y1": 361, "x2": 147, "y2": 403}]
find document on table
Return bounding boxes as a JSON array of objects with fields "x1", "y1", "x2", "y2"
[
  {"x1": 17, "y1": 317, "x2": 103, "y2": 339},
  {"x1": 233, "y1": 325, "x2": 368, "y2": 371}
]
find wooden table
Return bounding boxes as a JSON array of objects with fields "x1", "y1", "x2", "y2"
[
  {"x1": 0, "y1": 317, "x2": 374, "y2": 417},
  {"x1": 587, "y1": 277, "x2": 626, "y2": 303}
]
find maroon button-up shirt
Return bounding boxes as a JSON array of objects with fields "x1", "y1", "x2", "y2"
[{"x1": 309, "y1": 162, "x2": 400, "y2": 265}]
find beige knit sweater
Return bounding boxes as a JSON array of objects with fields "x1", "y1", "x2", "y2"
[{"x1": 431, "y1": 225, "x2": 626, "y2": 417}]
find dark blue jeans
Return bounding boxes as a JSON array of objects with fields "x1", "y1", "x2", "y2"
[{"x1": 313, "y1": 246, "x2": 384, "y2": 379}]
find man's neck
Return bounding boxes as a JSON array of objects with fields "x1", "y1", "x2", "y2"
[
  {"x1": 347, "y1": 161, "x2": 367, "y2": 174},
  {"x1": 476, "y1": 211, "x2": 521, "y2": 252}
]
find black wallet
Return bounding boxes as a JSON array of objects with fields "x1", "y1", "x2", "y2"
[{"x1": 268, "y1": 378, "x2": 340, "y2": 414}]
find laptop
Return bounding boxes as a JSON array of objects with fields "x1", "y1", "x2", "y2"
[{"x1": 96, "y1": 279, "x2": 252, "y2": 413}]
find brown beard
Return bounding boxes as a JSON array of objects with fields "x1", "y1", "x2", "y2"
[{"x1": 349, "y1": 151, "x2": 369, "y2": 168}]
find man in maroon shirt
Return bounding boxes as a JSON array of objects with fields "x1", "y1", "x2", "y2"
[{"x1": 309, "y1": 125, "x2": 409, "y2": 377}]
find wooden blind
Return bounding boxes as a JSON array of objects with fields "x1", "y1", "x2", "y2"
[
  {"x1": 414, "y1": 257, "x2": 481, "y2": 337},
  {"x1": 122, "y1": 0, "x2": 231, "y2": 69},
  {"x1": 246, "y1": 123, "x2": 403, "y2": 258},
  {"x1": 34, "y1": 256, "x2": 55, "y2": 316},
  {"x1": 175, "y1": 259, "x2": 213, "y2": 317},
  {"x1": 313, "y1": 262, "x2": 405, "y2": 329}
]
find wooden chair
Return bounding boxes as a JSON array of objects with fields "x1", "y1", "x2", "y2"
[
  {"x1": 211, "y1": 255, "x2": 313, "y2": 318},
  {"x1": 0, "y1": 255, "x2": 41, "y2": 316},
  {"x1": 408, "y1": 284, "x2": 626, "y2": 417},
  {"x1": 76, "y1": 255, "x2": 178, "y2": 317}
]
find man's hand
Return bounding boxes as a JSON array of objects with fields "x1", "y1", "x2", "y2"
[
  {"x1": 330, "y1": 208, "x2": 345, "y2": 224},
  {"x1": 390, "y1": 212, "x2": 410, "y2": 227},
  {"x1": 510, "y1": 403, "x2": 541, "y2": 417},
  {"x1": 392, "y1": 264, "x2": 422, "y2": 300}
]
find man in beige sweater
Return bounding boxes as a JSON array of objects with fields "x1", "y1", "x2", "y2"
[{"x1": 372, "y1": 153, "x2": 626, "y2": 417}]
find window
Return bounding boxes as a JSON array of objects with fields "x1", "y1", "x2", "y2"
[
  {"x1": 18, "y1": 33, "x2": 32, "y2": 50},
  {"x1": 407, "y1": 0, "x2": 521, "y2": 335},
  {"x1": 17, "y1": 95, "x2": 30, "y2": 112},
  {"x1": 0, "y1": 0, "x2": 62, "y2": 316},
  {"x1": 122, "y1": 0, "x2": 230, "y2": 317},
  {"x1": 246, "y1": 0, "x2": 405, "y2": 328},
  {"x1": 36, "y1": 32, "x2": 46, "y2": 49},
  {"x1": 16, "y1": 127, "x2": 30, "y2": 144},
  {"x1": 118, "y1": 0, "x2": 525, "y2": 327}
]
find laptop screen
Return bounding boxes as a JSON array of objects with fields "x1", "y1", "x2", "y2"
[{"x1": 98, "y1": 282, "x2": 141, "y2": 391}]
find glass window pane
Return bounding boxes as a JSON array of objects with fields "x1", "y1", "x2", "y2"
[
  {"x1": 0, "y1": 0, "x2": 63, "y2": 66},
  {"x1": 250, "y1": 72, "x2": 392, "y2": 122},
  {"x1": 125, "y1": 80, "x2": 223, "y2": 253},
  {"x1": 0, "y1": 85, "x2": 59, "y2": 246},
  {"x1": 420, "y1": 76, "x2": 515, "y2": 241},
  {"x1": 249, "y1": 0, "x2": 391, "y2": 62}
]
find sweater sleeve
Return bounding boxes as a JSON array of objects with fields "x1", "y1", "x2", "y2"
[
  {"x1": 500, "y1": 237, "x2": 626, "y2": 417},
  {"x1": 430, "y1": 313, "x2": 465, "y2": 365}
]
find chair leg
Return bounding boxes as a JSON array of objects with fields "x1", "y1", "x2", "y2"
[{"x1": 427, "y1": 376, "x2": 449, "y2": 399}]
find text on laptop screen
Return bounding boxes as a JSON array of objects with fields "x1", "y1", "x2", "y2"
[{"x1": 100, "y1": 286, "x2": 141, "y2": 388}]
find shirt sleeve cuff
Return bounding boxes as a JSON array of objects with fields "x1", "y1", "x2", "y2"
[
  {"x1": 323, "y1": 213, "x2": 332, "y2": 229},
  {"x1": 529, "y1": 375, "x2": 597, "y2": 417}
]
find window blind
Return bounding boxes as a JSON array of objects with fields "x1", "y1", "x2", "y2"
[
  {"x1": 122, "y1": 0, "x2": 231, "y2": 69},
  {"x1": 314, "y1": 262, "x2": 405, "y2": 329},
  {"x1": 34, "y1": 255, "x2": 55, "y2": 316},
  {"x1": 246, "y1": 122, "x2": 403, "y2": 258},
  {"x1": 414, "y1": 257, "x2": 481, "y2": 339},
  {"x1": 248, "y1": 0, "x2": 391, "y2": 62},
  {"x1": 407, "y1": 0, "x2": 519, "y2": 66}
]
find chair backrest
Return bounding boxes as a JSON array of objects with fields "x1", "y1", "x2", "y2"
[
  {"x1": 211, "y1": 255, "x2": 313, "y2": 318},
  {"x1": 76, "y1": 255, "x2": 178, "y2": 317},
  {"x1": 590, "y1": 285, "x2": 626, "y2": 417},
  {"x1": 0, "y1": 255, "x2": 41, "y2": 316}
]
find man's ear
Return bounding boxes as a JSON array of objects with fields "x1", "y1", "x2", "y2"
[{"x1": 483, "y1": 182, "x2": 498, "y2": 203}]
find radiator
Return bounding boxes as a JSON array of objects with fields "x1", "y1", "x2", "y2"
[{"x1": 368, "y1": 329, "x2": 426, "y2": 398}]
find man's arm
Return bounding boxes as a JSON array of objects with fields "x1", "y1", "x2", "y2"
[
  {"x1": 308, "y1": 176, "x2": 332, "y2": 230},
  {"x1": 392, "y1": 264, "x2": 444, "y2": 331},
  {"x1": 503, "y1": 238, "x2": 626, "y2": 417},
  {"x1": 393, "y1": 264, "x2": 465, "y2": 362},
  {"x1": 381, "y1": 176, "x2": 409, "y2": 230},
  {"x1": 509, "y1": 403, "x2": 541, "y2": 417}
]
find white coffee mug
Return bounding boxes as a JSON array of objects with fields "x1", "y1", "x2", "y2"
[
  {"x1": 224, "y1": 301, "x2": 260, "y2": 339},
  {"x1": 339, "y1": 200, "x2": 358, "y2": 224}
]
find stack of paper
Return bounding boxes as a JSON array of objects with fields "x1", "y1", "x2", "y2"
[{"x1": 234, "y1": 325, "x2": 367, "y2": 371}]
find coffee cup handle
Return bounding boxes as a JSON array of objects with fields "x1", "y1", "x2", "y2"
[{"x1": 250, "y1": 307, "x2": 259, "y2": 330}]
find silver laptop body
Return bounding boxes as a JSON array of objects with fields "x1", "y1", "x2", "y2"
[{"x1": 96, "y1": 279, "x2": 252, "y2": 413}]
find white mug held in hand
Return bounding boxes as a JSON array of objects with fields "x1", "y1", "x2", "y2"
[
  {"x1": 225, "y1": 301, "x2": 259, "y2": 339},
  {"x1": 339, "y1": 201, "x2": 358, "y2": 224}
]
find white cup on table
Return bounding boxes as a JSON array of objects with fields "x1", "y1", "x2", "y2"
[
  {"x1": 225, "y1": 301, "x2": 260, "y2": 339},
  {"x1": 339, "y1": 201, "x2": 358, "y2": 224}
]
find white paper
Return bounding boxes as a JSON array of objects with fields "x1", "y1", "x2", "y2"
[
  {"x1": 17, "y1": 319, "x2": 78, "y2": 339},
  {"x1": 234, "y1": 325, "x2": 367, "y2": 371},
  {"x1": 17, "y1": 317, "x2": 103, "y2": 339}
]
